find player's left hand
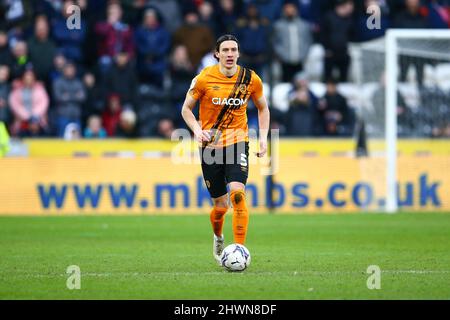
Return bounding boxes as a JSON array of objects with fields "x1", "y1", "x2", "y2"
[{"x1": 255, "y1": 140, "x2": 267, "y2": 157}]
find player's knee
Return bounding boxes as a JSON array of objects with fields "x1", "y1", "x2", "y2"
[
  {"x1": 213, "y1": 197, "x2": 229, "y2": 210},
  {"x1": 214, "y1": 200, "x2": 228, "y2": 211},
  {"x1": 230, "y1": 189, "x2": 246, "y2": 207}
]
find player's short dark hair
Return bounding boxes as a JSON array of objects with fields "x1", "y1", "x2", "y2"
[{"x1": 214, "y1": 34, "x2": 240, "y2": 61}]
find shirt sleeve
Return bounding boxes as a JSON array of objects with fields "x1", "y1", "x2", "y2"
[
  {"x1": 188, "y1": 72, "x2": 205, "y2": 100},
  {"x1": 250, "y1": 71, "x2": 264, "y2": 101}
]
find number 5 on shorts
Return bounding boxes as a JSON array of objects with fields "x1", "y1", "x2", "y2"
[{"x1": 240, "y1": 153, "x2": 248, "y2": 167}]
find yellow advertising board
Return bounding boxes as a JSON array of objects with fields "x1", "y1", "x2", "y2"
[
  {"x1": 23, "y1": 138, "x2": 450, "y2": 157},
  {"x1": 0, "y1": 155, "x2": 448, "y2": 215}
]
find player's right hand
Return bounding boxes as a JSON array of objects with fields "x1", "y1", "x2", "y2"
[{"x1": 194, "y1": 129, "x2": 212, "y2": 144}]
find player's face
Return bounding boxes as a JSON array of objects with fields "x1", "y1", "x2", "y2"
[{"x1": 216, "y1": 40, "x2": 239, "y2": 69}]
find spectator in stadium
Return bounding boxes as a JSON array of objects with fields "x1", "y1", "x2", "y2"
[
  {"x1": 418, "y1": 85, "x2": 450, "y2": 138},
  {"x1": 51, "y1": 0, "x2": 87, "y2": 64},
  {"x1": 94, "y1": 2, "x2": 135, "y2": 69},
  {"x1": 295, "y1": 0, "x2": 330, "y2": 29},
  {"x1": 32, "y1": 0, "x2": 64, "y2": 20},
  {"x1": 0, "y1": 0, "x2": 443, "y2": 140},
  {"x1": 443, "y1": 124, "x2": 450, "y2": 138},
  {"x1": 48, "y1": 51, "x2": 67, "y2": 83},
  {"x1": 116, "y1": 109, "x2": 138, "y2": 138},
  {"x1": 156, "y1": 117, "x2": 175, "y2": 139},
  {"x1": 135, "y1": 7, "x2": 170, "y2": 88},
  {"x1": 0, "y1": 0, "x2": 33, "y2": 30},
  {"x1": 84, "y1": 114, "x2": 107, "y2": 139},
  {"x1": 169, "y1": 45, "x2": 196, "y2": 114},
  {"x1": 120, "y1": 0, "x2": 147, "y2": 27},
  {"x1": 102, "y1": 93, "x2": 122, "y2": 137},
  {"x1": 386, "y1": 0, "x2": 407, "y2": 19},
  {"x1": 0, "y1": 65, "x2": 10, "y2": 126},
  {"x1": 52, "y1": 61, "x2": 86, "y2": 137},
  {"x1": 393, "y1": 0, "x2": 429, "y2": 28},
  {"x1": 286, "y1": 72, "x2": 319, "y2": 136},
  {"x1": 173, "y1": 10, "x2": 215, "y2": 69},
  {"x1": 9, "y1": 40, "x2": 29, "y2": 80},
  {"x1": 178, "y1": 0, "x2": 198, "y2": 17},
  {"x1": 27, "y1": 15, "x2": 56, "y2": 85},
  {"x1": 244, "y1": 0, "x2": 283, "y2": 22},
  {"x1": 394, "y1": 0, "x2": 430, "y2": 86},
  {"x1": 317, "y1": 78, "x2": 354, "y2": 136},
  {"x1": 8, "y1": 66, "x2": 49, "y2": 137},
  {"x1": 214, "y1": 0, "x2": 241, "y2": 36},
  {"x1": 103, "y1": 50, "x2": 138, "y2": 110},
  {"x1": 273, "y1": 1, "x2": 312, "y2": 82},
  {"x1": 146, "y1": 0, "x2": 182, "y2": 34},
  {"x1": 198, "y1": 1, "x2": 219, "y2": 37},
  {"x1": 0, "y1": 29, "x2": 13, "y2": 67},
  {"x1": 81, "y1": 0, "x2": 107, "y2": 69},
  {"x1": 372, "y1": 73, "x2": 414, "y2": 136},
  {"x1": 426, "y1": 0, "x2": 450, "y2": 29},
  {"x1": 234, "y1": 3, "x2": 271, "y2": 78},
  {"x1": 81, "y1": 72, "x2": 104, "y2": 124},
  {"x1": 320, "y1": 0, "x2": 354, "y2": 82}
]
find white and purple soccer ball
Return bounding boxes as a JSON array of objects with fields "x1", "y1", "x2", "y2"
[{"x1": 220, "y1": 243, "x2": 251, "y2": 272}]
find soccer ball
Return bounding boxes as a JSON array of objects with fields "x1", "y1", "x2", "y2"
[{"x1": 220, "y1": 243, "x2": 251, "y2": 272}]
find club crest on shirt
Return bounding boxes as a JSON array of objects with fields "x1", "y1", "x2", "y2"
[{"x1": 239, "y1": 84, "x2": 247, "y2": 94}]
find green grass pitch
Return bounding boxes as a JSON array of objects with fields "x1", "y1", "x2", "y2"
[{"x1": 0, "y1": 213, "x2": 449, "y2": 299}]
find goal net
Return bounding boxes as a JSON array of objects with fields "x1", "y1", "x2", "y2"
[{"x1": 352, "y1": 29, "x2": 450, "y2": 212}]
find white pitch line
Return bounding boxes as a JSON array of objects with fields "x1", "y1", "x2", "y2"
[
  {"x1": 382, "y1": 270, "x2": 450, "y2": 274},
  {"x1": 4, "y1": 270, "x2": 450, "y2": 278}
]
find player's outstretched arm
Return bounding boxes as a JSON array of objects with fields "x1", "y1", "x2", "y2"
[
  {"x1": 180, "y1": 94, "x2": 211, "y2": 144},
  {"x1": 254, "y1": 95, "x2": 270, "y2": 158}
]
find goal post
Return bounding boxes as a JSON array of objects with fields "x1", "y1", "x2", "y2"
[
  {"x1": 352, "y1": 29, "x2": 450, "y2": 213},
  {"x1": 385, "y1": 29, "x2": 450, "y2": 213},
  {"x1": 385, "y1": 29, "x2": 398, "y2": 213}
]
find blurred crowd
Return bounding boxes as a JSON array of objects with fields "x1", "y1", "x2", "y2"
[{"x1": 0, "y1": 0, "x2": 448, "y2": 139}]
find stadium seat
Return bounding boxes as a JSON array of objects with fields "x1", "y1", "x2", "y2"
[
  {"x1": 398, "y1": 83, "x2": 420, "y2": 109},
  {"x1": 435, "y1": 63, "x2": 450, "y2": 91},
  {"x1": 435, "y1": 63, "x2": 450, "y2": 82},
  {"x1": 309, "y1": 82, "x2": 326, "y2": 98},
  {"x1": 361, "y1": 82, "x2": 379, "y2": 113},
  {"x1": 336, "y1": 83, "x2": 360, "y2": 108},
  {"x1": 423, "y1": 64, "x2": 435, "y2": 87},
  {"x1": 438, "y1": 80, "x2": 450, "y2": 92},
  {"x1": 271, "y1": 82, "x2": 293, "y2": 112},
  {"x1": 263, "y1": 82, "x2": 271, "y2": 101},
  {"x1": 304, "y1": 44, "x2": 325, "y2": 81}
]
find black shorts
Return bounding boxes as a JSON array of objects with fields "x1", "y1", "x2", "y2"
[{"x1": 200, "y1": 141, "x2": 249, "y2": 198}]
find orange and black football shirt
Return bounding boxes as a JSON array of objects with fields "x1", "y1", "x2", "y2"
[{"x1": 189, "y1": 64, "x2": 264, "y2": 147}]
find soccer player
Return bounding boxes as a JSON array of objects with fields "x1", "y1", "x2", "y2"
[{"x1": 181, "y1": 34, "x2": 270, "y2": 264}]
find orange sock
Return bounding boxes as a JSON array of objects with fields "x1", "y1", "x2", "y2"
[
  {"x1": 230, "y1": 190, "x2": 249, "y2": 245},
  {"x1": 210, "y1": 206, "x2": 228, "y2": 237}
]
